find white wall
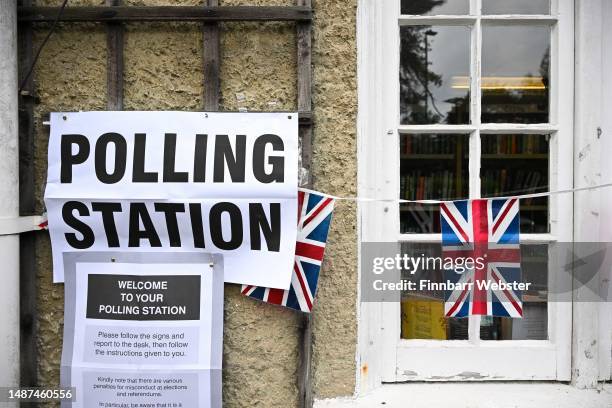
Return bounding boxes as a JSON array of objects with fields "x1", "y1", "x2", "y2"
[
  {"x1": 598, "y1": 0, "x2": 612, "y2": 381},
  {"x1": 0, "y1": 0, "x2": 20, "y2": 399},
  {"x1": 573, "y1": 0, "x2": 611, "y2": 386}
]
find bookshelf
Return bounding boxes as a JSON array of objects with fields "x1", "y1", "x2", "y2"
[
  {"x1": 481, "y1": 134, "x2": 550, "y2": 233},
  {"x1": 482, "y1": 154, "x2": 548, "y2": 160},
  {"x1": 399, "y1": 134, "x2": 468, "y2": 233},
  {"x1": 399, "y1": 134, "x2": 467, "y2": 202},
  {"x1": 399, "y1": 133, "x2": 550, "y2": 233}
]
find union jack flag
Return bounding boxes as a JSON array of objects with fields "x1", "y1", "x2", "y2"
[
  {"x1": 241, "y1": 189, "x2": 335, "y2": 312},
  {"x1": 441, "y1": 198, "x2": 523, "y2": 318}
]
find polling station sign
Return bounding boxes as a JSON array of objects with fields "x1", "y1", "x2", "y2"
[{"x1": 45, "y1": 111, "x2": 298, "y2": 289}]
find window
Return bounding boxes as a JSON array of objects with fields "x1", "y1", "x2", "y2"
[{"x1": 360, "y1": 0, "x2": 574, "y2": 382}]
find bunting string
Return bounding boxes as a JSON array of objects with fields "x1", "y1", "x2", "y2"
[
  {"x1": 300, "y1": 181, "x2": 612, "y2": 203},
  {"x1": 2, "y1": 182, "x2": 611, "y2": 236}
]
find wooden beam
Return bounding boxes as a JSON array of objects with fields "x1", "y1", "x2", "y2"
[
  {"x1": 106, "y1": 0, "x2": 123, "y2": 110},
  {"x1": 17, "y1": 0, "x2": 38, "y2": 392},
  {"x1": 296, "y1": 0, "x2": 313, "y2": 188},
  {"x1": 296, "y1": 1, "x2": 314, "y2": 407},
  {"x1": 298, "y1": 313, "x2": 314, "y2": 408},
  {"x1": 298, "y1": 111, "x2": 312, "y2": 126},
  {"x1": 202, "y1": 0, "x2": 220, "y2": 111},
  {"x1": 297, "y1": 5, "x2": 312, "y2": 114},
  {"x1": 18, "y1": 6, "x2": 312, "y2": 23}
]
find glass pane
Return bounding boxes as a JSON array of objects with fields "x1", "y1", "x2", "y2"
[
  {"x1": 400, "y1": 26, "x2": 471, "y2": 125},
  {"x1": 481, "y1": 244, "x2": 548, "y2": 340},
  {"x1": 401, "y1": 0, "x2": 470, "y2": 15},
  {"x1": 400, "y1": 134, "x2": 469, "y2": 233},
  {"x1": 481, "y1": 25, "x2": 550, "y2": 123},
  {"x1": 400, "y1": 243, "x2": 468, "y2": 340},
  {"x1": 482, "y1": 0, "x2": 550, "y2": 15},
  {"x1": 481, "y1": 134, "x2": 549, "y2": 233}
]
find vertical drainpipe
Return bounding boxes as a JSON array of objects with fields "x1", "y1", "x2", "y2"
[{"x1": 0, "y1": 0, "x2": 20, "y2": 399}]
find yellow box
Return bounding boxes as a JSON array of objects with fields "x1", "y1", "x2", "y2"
[{"x1": 401, "y1": 297, "x2": 447, "y2": 340}]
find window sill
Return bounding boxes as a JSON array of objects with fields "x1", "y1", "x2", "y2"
[{"x1": 314, "y1": 382, "x2": 612, "y2": 408}]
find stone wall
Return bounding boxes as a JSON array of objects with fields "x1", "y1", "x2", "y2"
[{"x1": 29, "y1": 0, "x2": 357, "y2": 405}]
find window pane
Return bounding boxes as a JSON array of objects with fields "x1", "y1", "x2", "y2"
[
  {"x1": 400, "y1": 134, "x2": 469, "y2": 233},
  {"x1": 400, "y1": 26, "x2": 471, "y2": 125},
  {"x1": 481, "y1": 25, "x2": 550, "y2": 123},
  {"x1": 482, "y1": 0, "x2": 549, "y2": 15},
  {"x1": 401, "y1": 0, "x2": 469, "y2": 15},
  {"x1": 481, "y1": 245, "x2": 548, "y2": 340},
  {"x1": 481, "y1": 134, "x2": 549, "y2": 233},
  {"x1": 400, "y1": 243, "x2": 468, "y2": 340}
]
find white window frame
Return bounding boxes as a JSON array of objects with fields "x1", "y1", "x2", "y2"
[{"x1": 357, "y1": 0, "x2": 574, "y2": 389}]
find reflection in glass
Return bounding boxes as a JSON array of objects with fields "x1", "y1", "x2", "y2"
[
  {"x1": 400, "y1": 26, "x2": 470, "y2": 125},
  {"x1": 401, "y1": 0, "x2": 469, "y2": 15},
  {"x1": 400, "y1": 243, "x2": 468, "y2": 340},
  {"x1": 481, "y1": 134, "x2": 550, "y2": 233},
  {"x1": 481, "y1": 245, "x2": 548, "y2": 340},
  {"x1": 482, "y1": 0, "x2": 549, "y2": 15},
  {"x1": 400, "y1": 134, "x2": 469, "y2": 233},
  {"x1": 481, "y1": 25, "x2": 550, "y2": 123}
]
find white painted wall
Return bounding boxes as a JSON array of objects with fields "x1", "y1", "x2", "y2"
[
  {"x1": 573, "y1": 0, "x2": 611, "y2": 387},
  {"x1": 315, "y1": 383, "x2": 612, "y2": 408},
  {"x1": 0, "y1": 0, "x2": 20, "y2": 401},
  {"x1": 598, "y1": 0, "x2": 612, "y2": 382}
]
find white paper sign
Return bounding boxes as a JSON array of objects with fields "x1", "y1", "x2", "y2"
[
  {"x1": 45, "y1": 111, "x2": 298, "y2": 289},
  {"x1": 60, "y1": 252, "x2": 223, "y2": 408}
]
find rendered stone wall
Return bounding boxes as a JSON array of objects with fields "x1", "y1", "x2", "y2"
[{"x1": 30, "y1": 0, "x2": 357, "y2": 405}]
